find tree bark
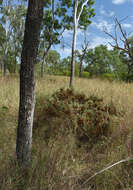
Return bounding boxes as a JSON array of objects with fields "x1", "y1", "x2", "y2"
[
  {"x1": 16, "y1": 0, "x2": 43, "y2": 167},
  {"x1": 69, "y1": 0, "x2": 78, "y2": 88}
]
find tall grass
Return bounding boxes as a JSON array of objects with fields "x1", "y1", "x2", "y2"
[{"x1": 0, "y1": 75, "x2": 133, "y2": 189}]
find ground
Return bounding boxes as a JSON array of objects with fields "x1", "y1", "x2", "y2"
[{"x1": 0, "y1": 75, "x2": 133, "y2": 190}]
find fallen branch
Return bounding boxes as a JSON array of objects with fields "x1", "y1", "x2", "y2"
[{"x1": 82, "y1": 156, "x2": 133, "y2": 186}]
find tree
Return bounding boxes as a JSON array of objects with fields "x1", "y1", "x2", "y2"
[
  {"x1": 0, "y1": 3, "x2": 26, "y2": 74},
  {"x1": 76, "y1": 33, "x2": 89, "y2": 77},
  {"x1": 0, "y1": 22, "x2": 6, "y2": 72},
  {"x1": 8, "y1": 5, "x2": 26, "y2": 73},
  {"x1": 0, "y1": 2, "x2": 11, "y2": 76},
  {"x1": 40, "y1": 0, "x2": 69, "y2": 77},
  {"x1": 104, "y1": 17, "x2": 133, "y2": 81},
  {"x1": 84, "y1": 45, "x2": 125, "y2": 79},
  {"x1": 45, "y1": 50, "x2": 60, "y2": 74},
  {"x1": 61, "y1": 0, "x2": 95, "y2": 87},
  {"x1": 16, "y1": 0, "x2": 43, "y2": 167}
]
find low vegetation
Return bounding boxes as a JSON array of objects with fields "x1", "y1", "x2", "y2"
[{"x1": 1, "y1": 75, "x2": 133, "y2": 189}]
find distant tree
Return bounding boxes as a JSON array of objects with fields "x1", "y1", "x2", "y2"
[
  {"x1": 59, "y1": 0, "x2": 95, "y2": 87},
  {"x1": 84, "y1": 45, "x2": 126, "y2": 80},
  {"x1": 104, "y1": 17, "x2": 133, "y2": 81},
  {"x1": 0, "y1": 4, "x2": 26, "y2": 74},
  {"x1": 76, "y1": 33, "x2": 89, "y2": 77},
  {"x1": 40, "y1": 0, "x2": 70, "y2": 77},
  {"x1": 84, "y1": 45, "x2": 111, "y2": 76},
  {"x1": 16, "y1": 0, "x2": 43, "y2": 167},
  {"x1": 0, "y1": 1, "x2": 11, "y2": 76},
  {"x1": 45, "y1": 50, "x2": 60, "y2": 74},
  {"x1": 8, "y1": 5, "x2": 26, "y2": 73}
]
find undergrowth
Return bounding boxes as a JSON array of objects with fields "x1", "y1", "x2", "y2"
[
  {"x1": 1, "y1": 76, "x2": 133, "y2": 190},
  {"x1": 34, "y1": 88, "x2": 120, "y2": 148}
]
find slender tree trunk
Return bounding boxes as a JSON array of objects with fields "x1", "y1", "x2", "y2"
[
  {"x1": 16, "y1": 0, "x2": 43, "y2": 167},
  {"x1": 41, "y1": 46, "x2": 51, "y2": 78},
  {"x1": 79, "y1": 57, "x2": 83, "y2": 78},
  {"x1": 3, "y1": 54, "x2": 7, "y2": 76},
  {"x1": 14, "y1": 46, "x2": 17, "y2": 73},
  {"x1": 69, "y1": 0, "x2": 78, "y2": 88},
  {"x1": 14, "y1": 52, "x2": 17, "y2": 73},
  {"x1": 41, "y1": 56, "x2": 45, "y2": 78},
  {"x1": 3, "y1": 13, "x2": 9, "y2": 77},
  {"x1": 0, "y1": 59, "x2": 2, "y2": 73}
]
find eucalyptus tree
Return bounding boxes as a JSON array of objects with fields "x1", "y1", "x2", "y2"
[
  {"x1": 76, "y1": 33, "x2": 89, "y2": 77},
  {"x1": 40, "y1": 0, "x2": 71, "y2": 77},
  {"x1": 8, "y1": 5, "x2": 26, "y2": 72},
  {"x1": 16, "y1": 0, "x2": 44, "y2": 167},
  {"x1": 45, "y1": 50, "x2": 60, "y2": 74},
  {"x1": 59, "y1": 0, "x2": 95, "y2": 87},
  {"x1": 0, "y1": 3, "x2": 26, "y2": 74},
  {"x1": 105, "y1": 17, "x2": 133, "y2": 81},
  {"x1": 0, "y1": 22, "x2": 6, "y2": 72},
  {"x1": 84, "y1": 45, "x2": 112, "y2": 76},
  {"x1": 0, "y1": 1, "x2": 11, "y2": 76}
]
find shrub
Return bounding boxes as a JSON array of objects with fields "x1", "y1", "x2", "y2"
[
  {"x1": 81, "y1": 71, "x2": 90, "y2": 78},
  {"x1": 101, "y1": 73, "x2": 115, "y2": 81},
  {"x1": 34, "y1": 89, "x2": 120, "y2": 147}
]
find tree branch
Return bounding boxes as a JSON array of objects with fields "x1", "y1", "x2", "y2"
[
  {"x1": 82, "y1": 157, "x2": 133, "y2": 186},
  {"x1": 77, "y1": 0, "x2": 89, "y2": 24}
]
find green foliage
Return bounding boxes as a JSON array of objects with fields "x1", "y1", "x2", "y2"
[
  {"x1": 81, "y1": 71, "x2": 90, "y2": 78},
  {"x1": 85, "y1": 45, "x2": 112, "y2": 76},
  {"x1": 84, "y1": 45, "x2": 129, "y2": 81},
  {"x1": 101, "y1": 73, "x2": 115, "y2": 81},
  {"x1": 0, "y1": 4, "x2": 26, "y2": 73},
  {"x1": 34, "y1": 88, "x2": 120, "y2": 147},
  {"x1": 59, "y1": 0, "x2": 95, "y2": 30}
]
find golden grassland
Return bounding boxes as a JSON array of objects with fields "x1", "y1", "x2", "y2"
[{"x1": 0, "y1": 75, "x2": 133, "y2": 189}]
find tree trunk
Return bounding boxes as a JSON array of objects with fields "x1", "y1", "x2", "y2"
[
  {"x1": 79, "y1": 57, "x2": 83, "y2": 78},
  {"x1": 14, "y1": 49, "x2": 17, "y2": 73},
  {"x1": 69, "y1": 0, "x2": 78, "y2": 88},
  {"x1": 14, "y1": 56, "x2": 17, "y2": 73},
  {"x1": 3, "y1": 54, "x2": 7, "y2": 76},
  {"x1": 41, "y1": 56, "x2": 45, "y2": 78},
  {"x1": 0, "y1": 59, "x2": 2, "y2": 72},
  {"x1": 16, "y1": 0, "x2": 43, "y2": 167},
  {"x1": 41, "y1": 46, "x2": 51, "y2": 78}
]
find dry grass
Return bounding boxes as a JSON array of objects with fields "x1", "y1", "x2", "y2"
[{"x1": 0, "y1": 75, "x2": 133, "y2": 189}]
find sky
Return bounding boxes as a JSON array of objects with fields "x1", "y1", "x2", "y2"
[{"x1": 54, "y1": 0, "x2": 133, "y2": 59}]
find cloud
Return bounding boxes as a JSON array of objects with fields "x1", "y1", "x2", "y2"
[
  {"x1": 63, "y1": 30, "x2": 73, "y2": 38},
  {"x1": 63, "y1": 29, "x2": 85, "y2": 39},
  {"x1": 92, "y1": 19, "x2": 114, "y2": 33},
  {"x1": 90, "y1": 36, "x2": 113, "y2": 50},
  {"x1": 53, "y1": 35, "x2": 114, "y2": 59},
  {"x1": 112, "y1": 0, "x2": 133, "y2": 4},
  {"x1": 122, "y1": 23, "x2": 132, "y2": 28},
  {"x1": 112, "y1": 0, "x2": 126, "y2": 4},
  {"x1": 100, "y1": 6, "x2": 115, "y2": 17}
]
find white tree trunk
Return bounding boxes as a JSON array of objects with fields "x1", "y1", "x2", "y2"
[
  {"x1": 69, "y1": 0, "x2": 78, "y2": 88},
  {"x1": 69, "y1": 0, "x2": 89, "y2": 87}
]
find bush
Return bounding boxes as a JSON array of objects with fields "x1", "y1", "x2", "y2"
[
  {"x1": 34, "y1": 89, "x2": 120, "y2": 147},
  {"x1": 81, "y1": 71, "x2": 90, "y2": 78},
  {"x1": 101, "y1": 73, "x2": 115, "y2": 81}
]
